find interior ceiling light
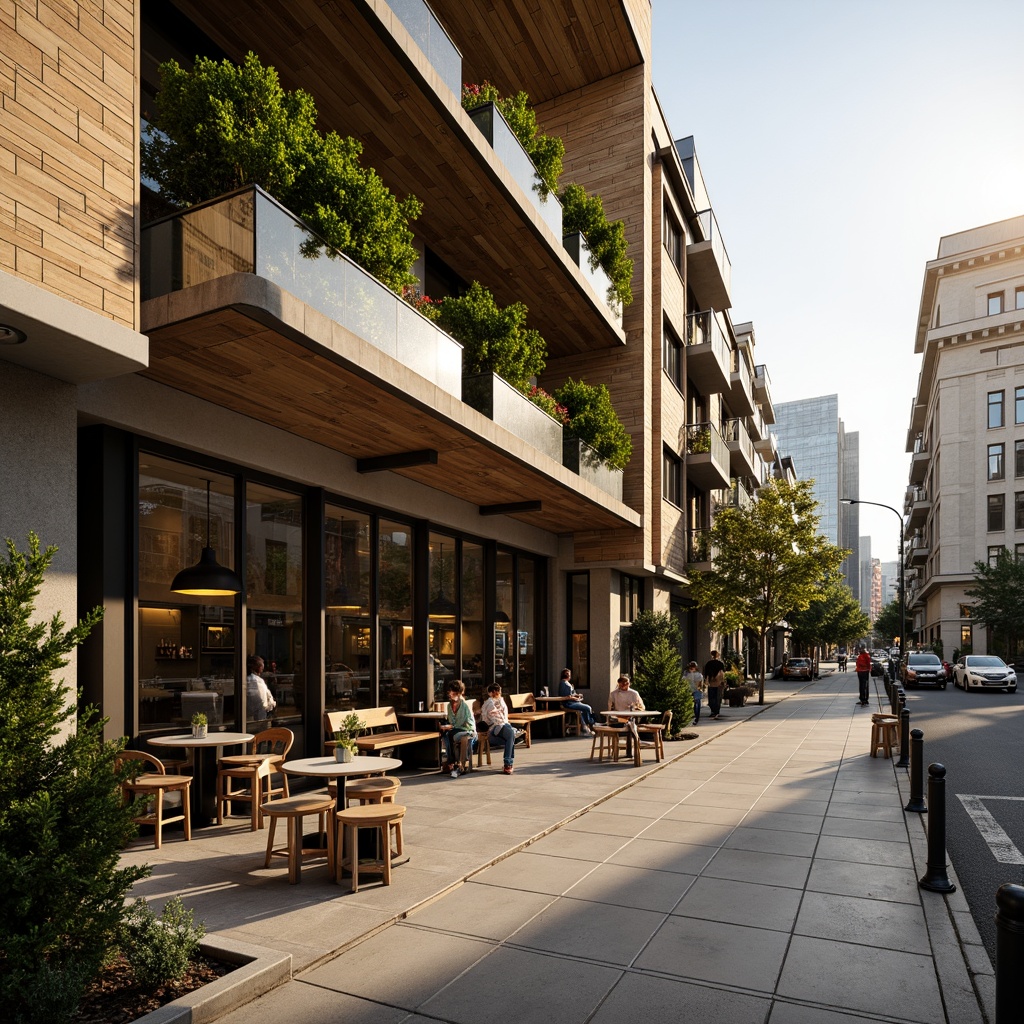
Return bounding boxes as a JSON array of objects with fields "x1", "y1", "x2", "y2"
[
  {"x1": 0, "y1": 324, "x2": 27, "y2": 345},
  {"x1": 170, "y1": 480, "x2": 242, "y2": 596}
]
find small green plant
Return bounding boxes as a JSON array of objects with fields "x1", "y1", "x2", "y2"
[
  {"x1": 119, "y1": 897, "x2": 206, "y2": 988},
  {"x1": 333, "y1": 712, "x2": 365, "y2": 751},
  {"x1": 527, "y1": 385, "x2": 569, "y2": 424},
  {"x1": 560, "y1": 182, "x2": 633, "y2": 308},
  {"x1": 687, "y1": 426, "x2": 711, "y2": 454},
  {"x1": 555, "y1": 377, "x2": 632, "y2": 470},
  {"x1": 462, "y1": 82, "x2": 564, "y2": 197},
  {"x1": 190, "y1": 711, "x2": 207, "y2": 728}
]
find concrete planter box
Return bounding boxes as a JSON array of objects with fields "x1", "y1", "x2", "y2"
[
  {"x1": 462, "y1": 372, "x2": 562, "y2": 462},
  {"x1": 562, "y1": 431, "x2": 624, "y2": 501}
]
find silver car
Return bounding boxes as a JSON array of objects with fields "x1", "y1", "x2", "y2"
[{"x1": 953, "y1": 655, "x2": 1017, "y2": 693}]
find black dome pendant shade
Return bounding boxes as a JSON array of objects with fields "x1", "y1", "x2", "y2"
[{"x1": 170, "y1": 480, "x2": 242, "y2": 596}]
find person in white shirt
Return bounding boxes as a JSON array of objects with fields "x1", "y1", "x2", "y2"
[
  {"x1": 480, "y1": 682, "x2": 517, "y2": 775},
  {"x1": 607, "y1": 674, "x2": 644, "y2": 758},
  {"x1": 246, "y1": 655, "x2": 276, "y2": 722},
  {"x1": 683, "y1": 661, "x2": 704, "y2": 723}
]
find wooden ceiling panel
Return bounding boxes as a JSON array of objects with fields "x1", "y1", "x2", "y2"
[{"x1": 143, "y1": 309, "x2": 637, "y2": 533}]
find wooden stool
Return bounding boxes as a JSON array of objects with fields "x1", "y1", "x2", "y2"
[
  {"x1": 335, "y1": 804, "x2": 406, "y2": 892},
  {"x1": 590, "y1": 725, "x2": 621, "y2": 762},
  {"x1": 563, "y1": 709, "x2": 582, "y2": 737},
  {"x1": 117, "y1": 751, "x2": 192, "y2": 850},
  {"x1": 346, "y1": 776, "x2": 401, "y2": 806},
  {"x1": 262, "y1": 794, "x2": 335, "y2": 884},
  {"x1": 869, "y1": 715, "x2": 899, "y2": 759}
]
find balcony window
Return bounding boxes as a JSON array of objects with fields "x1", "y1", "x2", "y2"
[
  {"x1": 988, "y1": 493, "x2": 1005, "y2": 531},
  {"x1": 988, "y1": 443, "x2": 1005, "y2": 480},
  {"x1": 663, "y1": 206, "x2": 683, "y2": 272},
  {"x1": 663, "y1": 447, "x2": 682, "y2": 506},
  {"x1": 988, "y1": 292, "x2": 1004, "y2": 316},
  {"x1": 663, "y1": 323, "x2": 683, "y2": 390},
  {"x1": 989, "y1": 391, "x2": 1004, "y2": 429}
]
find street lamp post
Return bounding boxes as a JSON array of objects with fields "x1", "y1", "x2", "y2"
[{"x1": 842, "y1": 497, "x2": 906, "y2": 677}]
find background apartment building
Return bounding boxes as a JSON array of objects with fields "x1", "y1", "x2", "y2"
[
  {"x1": 0, "y1": 0, "x2": 776, "y2": 753},
  {"x1": 904, "y1": 215, "x2": 1024, "y2": 657}
]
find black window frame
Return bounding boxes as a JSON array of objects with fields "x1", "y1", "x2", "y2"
[
  {"x1": 662, "y1": 446, "x2": 682, "y2": 507},
  {"x1": 988, "y1": 442, "x2": 1005, "y2": 480},
  {"x1": 988, "y1": 493, "x2": 1005, "y2": 531},
  {"x1": 989, "y1": 391, "x2": 1005, "y2": 429}
]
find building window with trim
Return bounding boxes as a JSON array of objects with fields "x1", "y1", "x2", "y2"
[
  {"x1": 1016, "y1": 441, "x2": 1024, "y2": 478},
  {"x1": 988, "y1": 292, "x2": 1004, "y2": 316},
  {"x1": 663, "y1": 323, "x2": 683, "y2": 390},
  {"x1": 988, "y1": 545, "x2": 1004, "y2": 566},
  {"x1": 620, "y1": 574, "x2": 642, "y2": 625},
  {"x1": 989, "y1": 390, "x2": 1004, "y2": 429},
  {"x1": 1016, "y1": 287, "x2": 1024, "y2": 311},
  {"x1": 662, "y1": 205, "x2": 683, "y2": 272},
  {"x1": 961, "y1": 623, "x2": 972, "y2": 649},
  {"x1": 567, "y1": 572, "x2": 589, "y2": 690},
  {"x1": 988, "y1": 443, "x2": 1005, "y2": 480},
  {"x1": 1016, "y1": 387, "x2": 1024, "y2": 425},
  {"x1": 1016, "y1": 544, "x2": 1024, "y2": 562},
  {"x1": 988, "y1": 493, "x2": 1005, "y2": 531},
  {"x1": 1016, "y1": 493, "x2": 1024, "y2": 530},
  {"x1": 663, "y1": 447, "x2": 682, "y2": 507}
]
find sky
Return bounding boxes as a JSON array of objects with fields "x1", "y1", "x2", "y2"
[{"x1": 651, "y1": 0, "x2": 1024, "y2": 562}]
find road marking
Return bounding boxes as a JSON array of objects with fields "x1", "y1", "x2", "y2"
[{"x1": 957, "y1": 795, "x2": 1024, "y2": 865}]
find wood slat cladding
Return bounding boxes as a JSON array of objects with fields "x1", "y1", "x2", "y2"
[
  {"x1": 142, "y1": 306, "x2": 636, "y2": 534},
  {"x1": 1, "y1": 0, "x2": 138, "y2": 329},
  {"x1": 428, "y1": 0, "x2": 644, "y2": 103},
  {"x1": 161, "y1": 0, "x2": 623, "y2": 357}
]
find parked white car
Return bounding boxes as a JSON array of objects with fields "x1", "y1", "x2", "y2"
[{"x1": 952, "y1": 655, "x2": 1017, "y2": 693}]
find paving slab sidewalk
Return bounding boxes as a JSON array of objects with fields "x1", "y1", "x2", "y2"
[{"x1": 126, "y1": 671, "x2": 993, "y2": 1023}]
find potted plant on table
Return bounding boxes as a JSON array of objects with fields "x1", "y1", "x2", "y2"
[
  {"x1": 332, "y1": 712, "x2": 365, "y2": 763},
  {"x1": 190, "y1": 711, "x2": 208, "y2": 739}
]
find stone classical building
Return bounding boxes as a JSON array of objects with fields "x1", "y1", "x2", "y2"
[
  {"x1": 1, "y1": 0, "x2": 776, "y2": 754},
  {"x1": 904, "y1": 215, "x2": 1024, "y2": 657}
]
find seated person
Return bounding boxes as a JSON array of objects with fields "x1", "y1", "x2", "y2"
[
  {"x1": 480, "y1": 682, "x2": 517, "y2": 776},
  {"x1": 607, "y1": 674, "x2": 645, "y2": 758},
  {"x1": 440, "y1": 679, "x2": 476, "y2": 778},
  {"x1": 556, "y1": 667, "x2": 595, "y2": 735}
]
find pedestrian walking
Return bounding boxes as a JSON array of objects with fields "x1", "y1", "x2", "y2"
[
  {"x1": 703, "y1": 650, "x2": 726, "y2": 720},
  {"x1": 683, "y1": 661, "x2": 704, "y2": 723},
  {"x1": 855, "y1": 647, "x2": 871, "y2": 706}
]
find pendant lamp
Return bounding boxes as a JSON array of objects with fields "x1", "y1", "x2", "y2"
[{"x1": 170, "y1": 480, "x2": 242, "y2": 595}]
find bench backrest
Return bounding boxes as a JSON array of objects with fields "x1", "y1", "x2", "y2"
[
  {"x1": 323, "y1": 706, "x2": 399, "y2": 741},
  {"x1": 506, "y1": 692, "x2": 536, "y2": 712}
]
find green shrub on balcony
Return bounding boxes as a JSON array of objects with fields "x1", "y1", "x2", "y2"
[
  {"x1": 687, "y1": 426, "x2": 711, "y2": 454},
  {"x1": 142, "y1": 52, "x2": 421, "y2": 293},
  {"x1": 554, "y1": 378, "x2": 632, "y2": 470},
  {"x1": 560, "y1": 183, "x2": 633, "y2": 308}
]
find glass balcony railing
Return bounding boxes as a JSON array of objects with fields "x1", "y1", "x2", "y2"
[
  {"x1": 468, "y1": 102, "x2": 562, "y2": 239},
  {"x1": 687, "y1": 527, "x2": 715, "y2": 563},
  {"x1": 384, "y1": 0, "x2": 462, "y2": 97},
  {"x1": 563, "y1": 231, "x2": 622, "y2": 328},
  {"x1": 693, "y1": 207, "x2": 732, "y2": 296},
  {"x1": 685, "y1": 309, "x2": 731, "y2": 365},
  {"x1": 141, "y1": 186, "x2": 464, "y2": 399},
  {"x1": 685, "y1": 421, "x2": 729, "y2": 467},
  {"x1": 754, "y1": 363, "x2": 771, "y2": 388}
]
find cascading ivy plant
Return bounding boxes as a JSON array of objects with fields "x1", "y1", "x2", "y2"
[{"x1": 554, "y1": 377, "x2": 632, "y2": 471}]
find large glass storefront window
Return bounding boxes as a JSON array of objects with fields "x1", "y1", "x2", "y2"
[
  {"x1": 137, "y1": 455, "x2": 236, "y2": 733},
  {"x1": 428, "y1": 532, "x2": 457, "y2": 702},
  {"x1": 461, "y1": 541, "x2": 484, "y2": 700},
  {"x1": 568, "y1": 572, "x2": 589, "y2": 688},
  {"x1": 495, "y1": 551, "x2": 514, "y2": 691},
  {"x1": 325, "y1": 506, "x2": 372, "y2": 712},
  {"x1": 379, "y1": 518, "x2": 413, "y2": 711},
  {"x1": 245, "y1": 483, "x2": 303, "y2": 746},
  {"x1": 517, "y1": 555, "x2": 537, "y2": 694}
]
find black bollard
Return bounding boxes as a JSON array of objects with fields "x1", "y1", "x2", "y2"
[
  {"x1": 905, "y1": 729, "x2": 927, "y2": 813},
  {"x1": 996, "y1": 884, "x2": 1024, "y2": 1024},
  {"x1": 919, "y1": 763, "x2": 956, "y2": 893},
  {"x1": 890, "y1": 681, "x2": 900, "y2": 715},
  {"x1": 896, "y1": 707, "x2": 911, "y2": 768}
]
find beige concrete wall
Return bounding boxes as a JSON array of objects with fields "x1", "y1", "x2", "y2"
[{"x1": 0, "y1": 0, "x2": 139, "y2": 329}]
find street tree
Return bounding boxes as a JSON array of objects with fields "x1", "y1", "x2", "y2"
[
  {"x1": 689, "y1": 479, "x2": 846, "y2": 703},
  {"x1": 790, "y1": 576, "x2": 872, "y2": 663},
  {"x1": 964, "y1": 549, "x2": 1024, "y2": 661},
  {"x1": 873, "y1": 598, "x2": 911, "y2": 649}
]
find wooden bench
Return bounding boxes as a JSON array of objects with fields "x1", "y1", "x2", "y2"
[
  {"x1": 505, "y1": 692, "x2": 565, "y2": 748},
  {"x1": 326, "y1": 707, "x2": 441, "y2": 764}
]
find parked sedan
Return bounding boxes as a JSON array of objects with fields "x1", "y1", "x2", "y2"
[
  {"x1": 953, "y1": 655, "x2": 1017, "y2": 693},
  {"x1": 899, "y1": 652, "x2": 947, "y2": 689},
  {"x1": 782, "y1": 657, "x2": 813, "y2": 680}
]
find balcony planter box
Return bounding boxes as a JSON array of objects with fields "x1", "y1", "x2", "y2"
[
  {"x1": 563, "y1": 231, "x2": 622, "y2": 328},
  {"x1": 562, "y1": 431, "x2": 624, "y2": 502},
  {"x1": 463, "y1": 371, "x2": 562, "y2": 462}
]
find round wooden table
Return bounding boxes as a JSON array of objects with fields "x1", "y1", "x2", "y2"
[
  {"x1": 598, "y1": 710, "x2": 660, "y2": 766},
  {"x1": 149, "y1": 731, "x2": 253, "y2": 826}
]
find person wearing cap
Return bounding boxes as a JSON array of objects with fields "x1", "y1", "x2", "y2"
[{"x1": 683, "y1": 660, "x2": 705, "y2": 723}]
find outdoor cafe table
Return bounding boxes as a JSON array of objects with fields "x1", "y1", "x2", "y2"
[
  {"x1": 598, "y1": 709, "x2": 660, "y2": 767},
  {"x1": 281, "y1": 755, "x2": 403, "y2": 876},
  {"x1": 149, "y1": 731, "x2": 253, "y2": 827}
]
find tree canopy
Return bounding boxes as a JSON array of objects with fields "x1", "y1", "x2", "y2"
[
  {"x1": 142, "y1": 52, "x2": 421, "y2": 293},
  {"x1": 689, "y1": 479, "x2": 846, "y2": 702},
  {"x1": 872, "y1": 597, "x2": 910, "y2": 650},
  {"x1": 790, "y1": 576, "x2": 871, "y2": 651},
  {"x1": 964, "y1": 549, "x2": 1024, "y2": 661}
]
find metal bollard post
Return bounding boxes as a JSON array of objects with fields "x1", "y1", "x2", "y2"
[
  {"x1": 919, "y1": 763, "x2": 956, "y2": 893},
  {"x1": 890, "y1": 681, "x2": 900, "y2": 715},
  {"x1": 996, "y1": 883, "x2": 1024, "y2": 1024},
  {"x1": 896, "y1": 707, "x2": 911, "y2": 768},
  {"x1": 905, "y1": 729, "x2": 927, "y2": 813}
]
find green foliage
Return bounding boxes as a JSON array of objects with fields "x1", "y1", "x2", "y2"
[
  {"x1": 560, "y1": 182, "x2": 634, "y2": 307},
  {"x1": 142, "y1": 52, "x2": 421, "y2": 293},
  {"x1": 965, "y1": 549, "x2": 1024, "y2": 660},
  {"x1": 873, "y1": 598, "x2": 911, "y2": 648},
  {"x1": 424, "y1": 281, "x2": 547, "y2": 391},
  {"x1": 0, "y1": 534, "x2": 148, "y2": 1023},
  {"x1": 119, "y1": 897, "x2": 205, "y2": 988},
  {"x1": 628, "y1": 609, "x2": 683, "y2": 658},
  {"x1": 633, "y1": 636, "x2": 693, "y2": 733},
  {"x1": 790, "y1": 577, "x2": 870, "y2": 649},
  {"x1": 555, "y1": 377, "x2": 632, "y2": 470},
  {"x1": 527, "y1": 385, "x2": 569, "y2": 424},
  {"x1": 689, "y1": 479, "x2": 846, "y2": 701},
  {"x1": 462, "y1": 82, "x2": 564, "y2": 197}
]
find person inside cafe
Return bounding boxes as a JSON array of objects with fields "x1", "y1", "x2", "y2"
[
  {"x1": 556, "y1": 667, "x2": 596, "y2": 735},
  {"x1": 480, "y1": 682, "x2": 518, "y2": 775},
  {"x1": 607, "y1": 674, "x2": 645, "y2": 759},
  {"x1": 440, "y1": 679, "x2": 476, "y2": 778},
  {"x1": 246, "y1": 654, "x2": 276, "y2": 722}
]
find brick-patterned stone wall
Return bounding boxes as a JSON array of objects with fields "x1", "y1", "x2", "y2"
[{"x1": 0, "y1": 0, "x2": 138, "y2": 329}]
